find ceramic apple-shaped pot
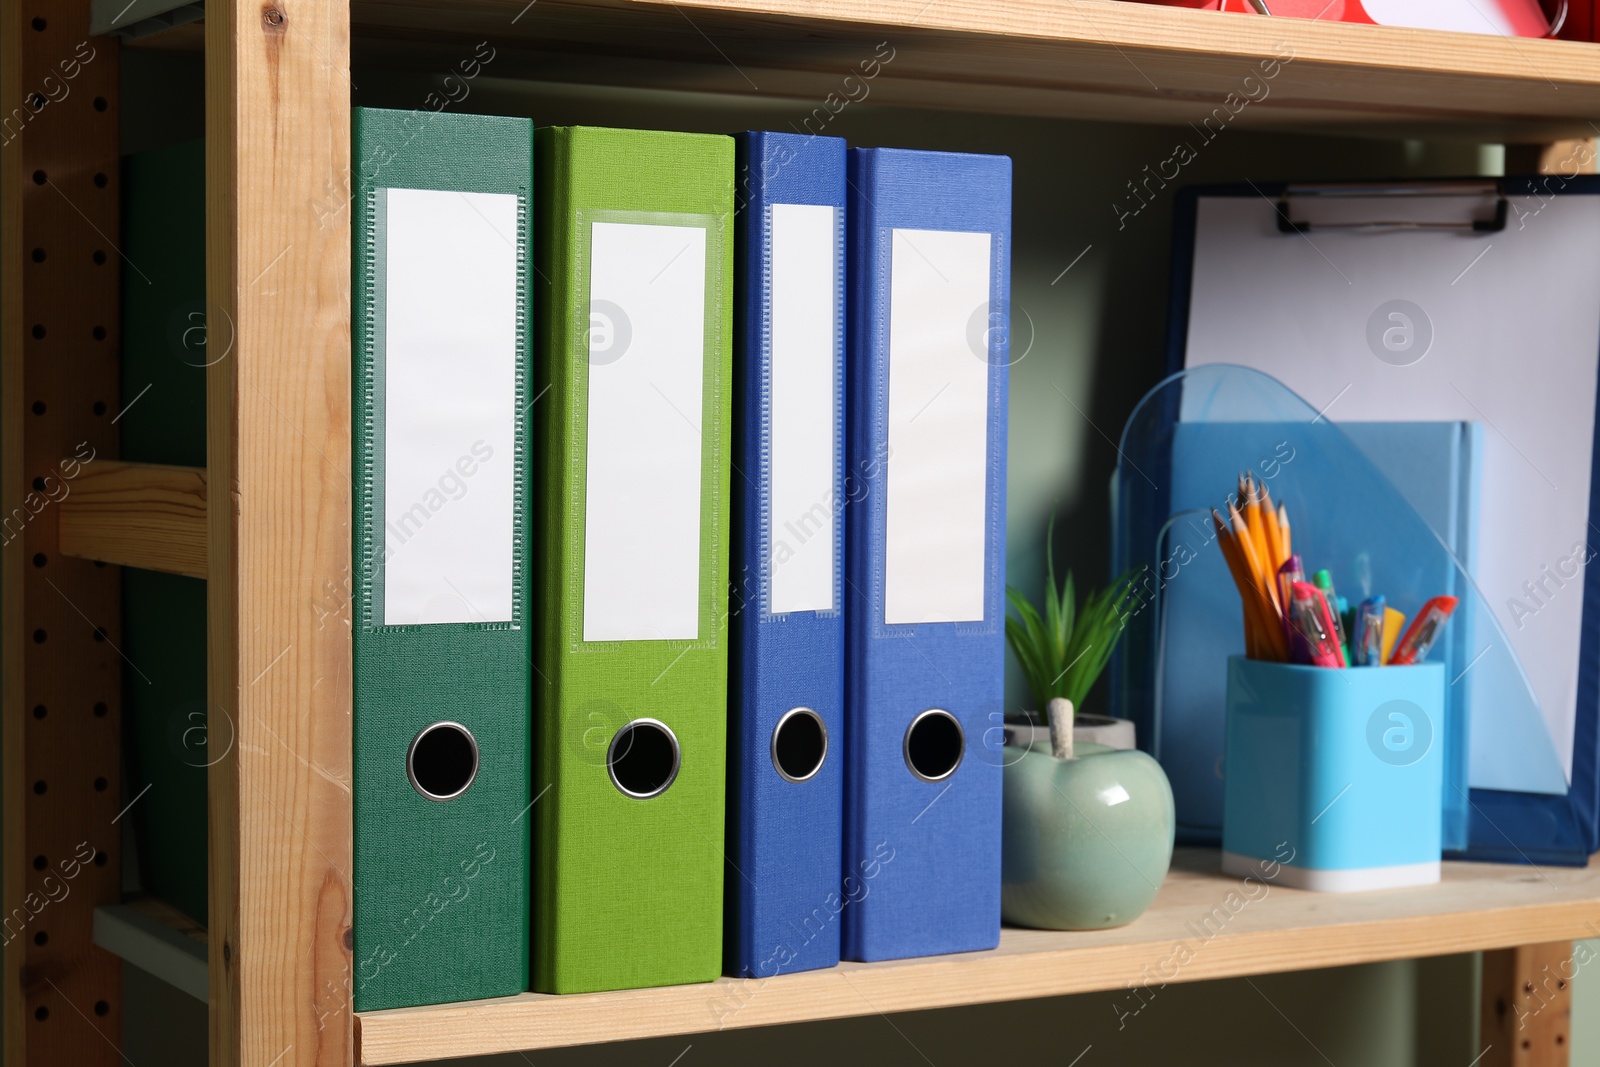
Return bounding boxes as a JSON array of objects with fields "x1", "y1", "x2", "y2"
[{"x1": 1002, "y1": 712, "x2": 1175, "y2": 930}]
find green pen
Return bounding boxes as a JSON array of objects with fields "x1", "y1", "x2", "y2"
[{"x1": 1312, "y1": 569, "x2": 1348, "y2": 664}]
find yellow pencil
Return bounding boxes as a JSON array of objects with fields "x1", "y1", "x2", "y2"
[
  {"x1": 1229, "y1": 498, "x2": 1281, "y2": 619},
  {"x1": 1239, "y1": 475, "x2": 1277, "y2": 605},
  {"x1": 1215, "y1": 511, "x2": 1266, "y2": 658},
  {"x1": 1219, "y1": 508, "x2": 1288, "y2": 660},
  {"x1": 1257, "y1": 476, "x2": 1284, "y2": 577},
  {"x1": 1243, "y1": 485, "x2": 1273, "y2": 587},
  {"x1": 1234, "y1": 475, "x2": 1255, "y2": 555},
  {"x1": 1277, "y1": 501, "x2": 1291, "y2": 560}
]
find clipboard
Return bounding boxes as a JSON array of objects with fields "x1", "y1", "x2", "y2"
[{"x1": 1150, "y1": 177, "x2": 1600, "y2": 866}]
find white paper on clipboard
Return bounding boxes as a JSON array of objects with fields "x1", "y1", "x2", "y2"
[{"x1": 1182, "y1": 191, "x2": 1600, "y2": 795}]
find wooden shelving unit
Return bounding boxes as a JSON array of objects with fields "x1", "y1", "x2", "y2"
[
  {"x1": 356, "y1": 849, "x2": 1600, "y2": 1066},
  {"x1": 5, "y1": 1, "x2": 1600, "y2": 1066},
  {"x1": 91, "y1": 899, "x2": 208, "y2": 1004},
  {"x1": 344, "y1": 0, "x2": 1600, "y2": 139}
]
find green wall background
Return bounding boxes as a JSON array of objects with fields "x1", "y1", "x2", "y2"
[
  {"x1": 1582, "y1": 944, "x2": 1600, "y2": 1067},
  {"x1": 82, "y1": 45, "x2": 1598, "y2": 1067}
]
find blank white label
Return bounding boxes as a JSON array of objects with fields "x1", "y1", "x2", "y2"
[
  {"x1": 583, "y1": 221, "x2": 708, "y2": 642},
  {"x1": 381, "y1": 187, "x2": 518, "y2": 626},
  {"x1": 769, "y1": 204, "x2": 839, "y2": 615},
  {"x1": 885, "y1": 228, "x2": 992, "y2": 625}
]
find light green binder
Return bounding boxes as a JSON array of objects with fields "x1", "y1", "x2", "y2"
[{"x1": 534, "y1": 126, "x2": 733, "y2": 993}]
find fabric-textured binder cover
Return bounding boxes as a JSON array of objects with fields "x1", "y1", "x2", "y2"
[
  {"x1": 843, "y1": 147, "x2": 1011, "y2": 962},
  {"x1": 534, "y1": 126, "x2": 734, "y2": 993},
  {"x1": 726, "y1": 131, "x2": 847, "y2": 979},
  {"x1": 352, "y1": 107, "x2": 533, "y2": 1011}
]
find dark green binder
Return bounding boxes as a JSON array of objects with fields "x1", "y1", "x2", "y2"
[
  {"x1": 120, "y1": 137, "x2": 209, "y2": 925},
  {"x1": 351, "y1": 107, "x2": 533, "y2": 1011}
]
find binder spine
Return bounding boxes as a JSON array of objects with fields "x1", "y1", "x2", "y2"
[
  {"x1": 351, "y1": 107, "x2": 533, "y2": 1011},
  {"x1": 842, "y1": 146, "x2": 1011, "y2": 963},
  {"x1": 727, "y1": 132, "x2": 847, "y2": 979},
  {"x1": 841, "y1": 146, "x2": 878, "y2": 963},
  {"x1": 533, "y1": 126, "x2": 734, "y2": 994}
]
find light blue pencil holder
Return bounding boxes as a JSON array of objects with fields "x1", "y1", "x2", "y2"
[{"x1": 1222, "y1": 656, "x2": 1444, "y2": 892}]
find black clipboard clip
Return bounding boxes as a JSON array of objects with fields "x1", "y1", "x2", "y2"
[{"x1": 1274, "y1": 181, "x2": 1509, "y2": 235}]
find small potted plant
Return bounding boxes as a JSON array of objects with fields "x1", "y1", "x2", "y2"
[
  {"x1": 1002, "y1": 538, "x2": 1174, "y2": 930},
  {"x1": 1004, "y1": 540, "x2": 1140, "y2": 750}
]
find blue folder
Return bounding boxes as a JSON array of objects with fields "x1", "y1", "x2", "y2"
[
  {"x1": 726, "y1": 131, "x2": 847, "y2": 979},
  {"x1": 842, "y1": 147, "x2": 1010, "y2": 962}
]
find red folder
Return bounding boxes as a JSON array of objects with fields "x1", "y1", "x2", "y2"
[
  {"x1": 1132, "y1": 0, "x2": 1559, "y2": 36},
  {"x1": 1556, "y1": 0, "x2": 1594, "y2": 40}
]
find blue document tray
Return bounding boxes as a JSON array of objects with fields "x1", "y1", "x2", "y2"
[{"x1": 1112, "y1": 364, "x2": 1591, "y2": 867}]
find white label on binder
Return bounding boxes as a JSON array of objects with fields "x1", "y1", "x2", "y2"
[
  {"x1": 381, "y1": 187, "x2": 518, "y2": 626},
  {"x1": 884, "y1": 228, "x2": 992, "y2": 626},
  {"x1": 769, "y1": 203, "x2": 838, "y2": 615},
  {"x1": 583, "y1": 221, "x2": 707, "y2": 642}
]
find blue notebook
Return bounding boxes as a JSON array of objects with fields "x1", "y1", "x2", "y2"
[
  {"x1": 842, "y1": 147, "x2": 1010, "y2": 962},
  {"x1": 726, "y1": 131, "x2": 847, "y2": 979}
]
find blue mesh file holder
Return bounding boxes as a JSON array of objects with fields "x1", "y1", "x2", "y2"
[{"x1": 1111, "y1": 364, "x2": 1593, "y2": 867}]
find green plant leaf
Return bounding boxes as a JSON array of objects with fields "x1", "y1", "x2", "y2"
[
  {"x1": 1004, "y1": 621, "x2": 1044, "y2": 710},
  {"x1": 1007, "y1": 554, "x2": 1145, "y2": 712},
  {"x1": 1002, "y1": 519, "x2": 1148, "y2": 713},
  {"x1": 1044, "y1": 574, "x2": 1061, "y2": 677},
  {"x1": 1043, "y1": 519, "x2": 1067, "y2": 673},
  {"x1": 1057, "y1": 569, "x2": 1075, "y2": 674},
  {"x1": 1005, "y1": 585, "x2": 1053, "y2": 710}
]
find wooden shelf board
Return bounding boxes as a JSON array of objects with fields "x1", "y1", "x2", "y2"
[
  {"x1": 342, "y1": 0, "x2": 1600, "y2": 138},
  {"x1": 92, "y1": 899, "x2": 208, "y2": 1003},
  {"x1": 134, "y1": 3, "x2": 1600, "y2": 136},
  {"x1": 354, "y1": 848, "x2": 1600, "y2": 1065},
  {"x1": 57, "y1": 460, "x2": 208, "y2": 579}
]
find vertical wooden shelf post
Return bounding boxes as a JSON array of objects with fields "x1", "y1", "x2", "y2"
[
  {"x1": 1, "y1": 0, "x2": 125, "y2": 1060},
  {"x1": 205, "y1": 0, "x2": 355, "y2": 1062},
  {"x1": 1481, "y1": 942, "x2": 1576, "y2": 1067}
]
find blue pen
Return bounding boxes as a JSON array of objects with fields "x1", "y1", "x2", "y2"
[{"x1": 1352, "y1": 595, "x2": 1386, "y2": 666}]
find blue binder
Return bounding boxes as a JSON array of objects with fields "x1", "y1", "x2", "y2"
[
  {"x1": 842, "y1": 147, "x2": 1010, "y2": 962},
  {"x1": 726, "y1": 131, "x2": 847, "y2": 979}
]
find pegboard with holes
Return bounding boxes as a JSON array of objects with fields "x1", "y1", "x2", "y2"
[
  {"x1": 1, "y1": 0, "x2": 124, "y2": 1062},
  {"x1": 1481, "y1": 943, "x2": 1577, "y2": 1067}
]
